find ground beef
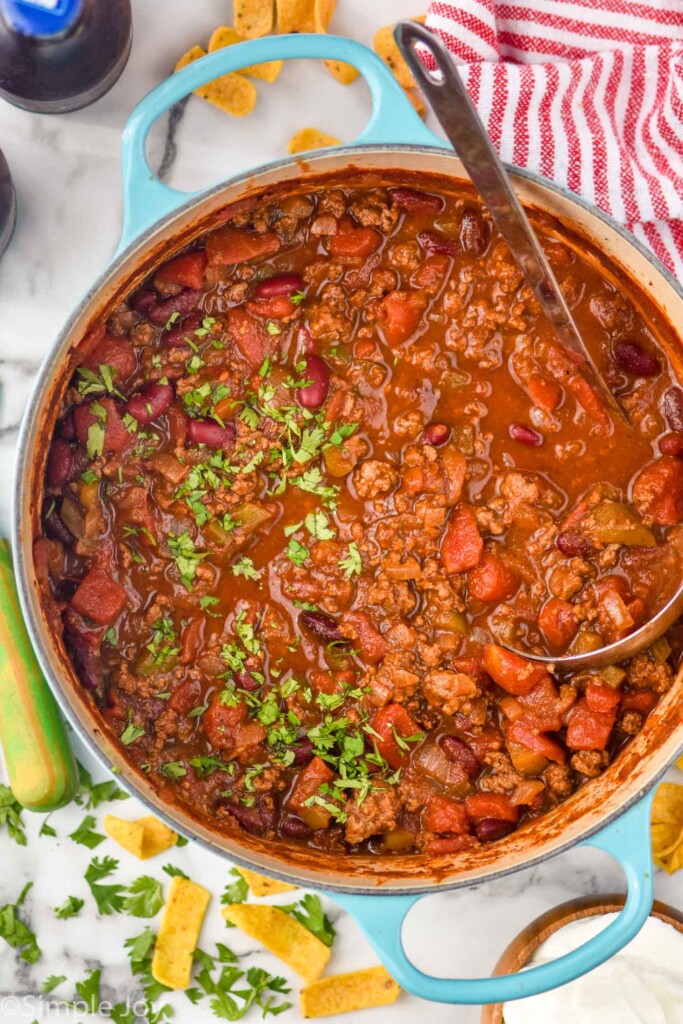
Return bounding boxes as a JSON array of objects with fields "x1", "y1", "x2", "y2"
[
  {"x1": 421, "y1": 670, "x2": 479, "y2": 716},
  {"x1": 344, "y1": 784, "x2": 400, "y2": 845},
  {"x1": 626, "y1": 653, "x2": 674, "y2": 693},
  {"x1": 353, "y1": 459, "x2": 399, "y2": 499},
  {"x1": 570, "y1": 750, "x2": 609, "y2": 777},
  {"x1": 544, "y1": 763, "x2": 575, "y2": 797}
]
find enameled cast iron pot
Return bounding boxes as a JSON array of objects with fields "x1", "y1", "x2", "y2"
[{"x1": 12, "y1": 35, "x2": 683, "y2": 1006}]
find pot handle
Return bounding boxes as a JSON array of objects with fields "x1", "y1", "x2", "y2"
[
  {"x1": 328, "y1": 793, "x2": 654, "y2": 1005},
  {"x1": 118, "y1": 33, "x2": 443, "y2": 249}
]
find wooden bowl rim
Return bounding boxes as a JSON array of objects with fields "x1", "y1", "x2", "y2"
[{"x1": 480, "y1": 894, "x2": 683, "y2": 1024}]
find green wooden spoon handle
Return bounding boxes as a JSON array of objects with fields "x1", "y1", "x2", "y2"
[{"x1": 0, "y1": 539, "x2": 77, "y2": 810}]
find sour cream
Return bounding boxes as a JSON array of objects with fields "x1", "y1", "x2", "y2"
[{"x1": 502, "y1": 913, "x2": 683, "y2": 1024}]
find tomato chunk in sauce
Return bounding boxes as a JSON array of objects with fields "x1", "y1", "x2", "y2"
[{"x1": 37, "y1": 175, "x2": 681, "y2": 857}]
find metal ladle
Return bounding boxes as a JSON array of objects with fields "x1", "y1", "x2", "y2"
[{"x1": 395, "y1": 20, "x2": 683, "y2": 670}]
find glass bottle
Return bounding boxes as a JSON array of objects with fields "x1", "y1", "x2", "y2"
[
  {"x1": 0, "y1": 0, "x2": 132, "y2": 114},
  {"x1": 0, "y1": 147, "x2": 15, "y2": 257}
]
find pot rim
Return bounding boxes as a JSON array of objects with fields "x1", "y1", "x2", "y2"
[{"x1": 12, "y1": 143, "x2": 683, "y2": 894}]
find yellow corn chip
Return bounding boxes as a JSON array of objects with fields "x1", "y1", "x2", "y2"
[
  {"x1": 277, "y1": 0, "x2": 316, "y2": 33},
  {"x1": 301, "y1": 967, "x2": 400, "y2": 1018},
  {"x1": 195, "y1": 73, "x2": 258, "y2": 117},
  {"x1": 104, "y1": 815, "x2": 145, "y2": 859},
  {"x1": 174, "y1": 44, "x2": 206, "y2": 74},
  {"x1": 208, "y1": 26, "x2": 283, "y2": 83},
  {"x1": 373, "y1": 17, "x2": 426, "y2": 90},
  {"x1": 652, "y1": 782, "x2": 683, "y2": 825},
  {"x1": 222, "y1": 904, "x2": 330, "y2": 982},
  {"x1": 235, "y1": 0, "x2": 274, "y2": 38},
  {"x1": 137, "y1": 816, "x2": 179, "y2": 859},
  {"x1": 288, "y1": 127, "x2": 341, "y2": 154},
  {"x1": 676, "y1": 754, "x2": 683, "y2": 771},
  {"x1": 651, "y1": 821, "x2": 683, "y2": 858},
  {"x1": 234, "y1": 867, "x2": 297, "y2": 896},
  {"x1": 152, "y1": 877, "x2": 211, "y2": 990},
  {"x1": 313, "y1": 0, "x2": 358, "y2": 85}
]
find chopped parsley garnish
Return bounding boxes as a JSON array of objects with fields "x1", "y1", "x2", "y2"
[
  {"x1": 76, "y1": 363, "x2": 122, "y2": 399},
  {"x1": 339, "y1": 541, "x2": 362, "y2": 577},
  {"x1": 231, "y1": 556, "x2": 260, "y2": 580},
  {"x1": 120, "y1": 720, "x2": 145, "y2": 746},
  {"x1": 304, "y1": 509, "x2": 336, "y2": 540},
  {"x1": 123, "y1": 876, "x2": 164, "y2": 918},
  {"x1": 75, "y1": 967, "x2": 101, "y2": 1012},
  {"x1": 159, "y1": 761, "x2": 187, "y2": 779},
  {"x1": 279, "y1": 894, "x2": 335, "y2": 947},
  {"x1": 85, "y1": 856, "x2": 126, "y2": 915},
  {"x1": 85, "y1": 400, "x2": 107, "y2": 459},
  {"x1": 54, "y1": 895, "x2": 84, "y2": 920},
  {"x1": 0, "y1": 784, "x2": 26, "y2": 846},
  {"x1": 0, "y1": 883, "x2": 40, "y2": 963},
  {"x1": 286, "y1": 538, "x2": 309, "y2": 567},
  {"x1": 167, "y1": 530, "x2": 207, "y2": 590},
  {"x1": 199, "y1": 595, "x2": 221, "y2": 616},
  {"x1": 221, "y1": 868, "x2": 248, "y2": 906},
  {"x1": 42, "y1": 974, "x2": 67, "y2": 993},
  {"x1": 188, "y1": 755, "x2": 234, "y2": 778},
  {"x1": 145, "y1": 616, "x2": 179, "y2": 667},
  {"x1": 69, "y1": 814, "x2": 105, "y2": 849}
]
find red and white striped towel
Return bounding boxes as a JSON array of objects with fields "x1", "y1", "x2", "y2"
[{"x1": 425, "y1": 0, "x2": 683, "y2": 280}]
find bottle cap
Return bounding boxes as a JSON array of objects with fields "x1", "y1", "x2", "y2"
[{"x1": 1, "y1": 0, "x2": 82, "y2": 38}]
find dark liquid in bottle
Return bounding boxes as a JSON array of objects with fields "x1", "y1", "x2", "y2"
[
  {"x1": 0, "y1": 0, "x2": 132, "y2": 113},
  {"x1": 0, "y1": 148, "x2": 16, "y2": 257}
]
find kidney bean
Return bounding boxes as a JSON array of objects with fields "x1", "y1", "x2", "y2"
[
  {"x1": 254, "y1": 274, "x2": 304, "y2": 299},
  {"x1": 475, "y1": 817, "x2": 516, "y2": 842},
  {"x1": 42, "y1": 500, "x2": 75, "y2": 548},
  {"x1": 660, "y1": 432, "x2": 683, "y2": 456},
  {"x1": 423, "y1": 423, "x2": 450, "y2": 447},
  {"x1": 291, "y1": 737, "x2": 314, "y2": 766},
  {"x1": 556, "y1": 529, "x2": 592, "y2": 557},
  {"x1": 147, "y1": 288, "x2": 202, "y2": 326},
  {"x1": 129, "y1": 289, "x2": 156, "y2": 314},
  {"x1": 225, "y1": 799, "x2": 276, "y2": 836},
  {"x1": 162, "y1": 311, "x2": 202, "y2": 348},
  {"x1": 417, "y1": 230, "x2": 458, "y2": 256},
  {"x1": 664, "y1": 386, "x2": 683, "y2": 432},
  {"x1": 509, "y1": 422, "x2": 543, "y2": 447},
  {"x1": 297, "y1": 323, "x2": 314, "y2": 353},
  {"x1": 438, "y1": 736, "x2": 480, "y2": 779},
  {"x1": 296, "y1": 355, "x2": 330, "y2": 410},
  {"x1": 126, "y1": 382, "x2": 175, "y2": 425},
  {"x1": 299, "y1": 610, "x2": 344, "y2": 644},
  {"x1": 47, "y1": 439, "x2": 74, "y2": 486},
  {"x1": 460, "y1": 209, "x2": 488, "y2": 256},
  {"x1": 613, "y1": 340, "x2": 660, "y2": 377},
  {"x1": 389, "y1": 187, "x2": 444, "y2": 213},
  {"x1": 58, "y1": 413, "x2": 76, "y2": 441},
  {"x1": 64, "y1": 631, "x2": 101, "y2": 691},
  {"x1": 231, "y1": 672, "x2": 259, "y2": 693},
  {"x1": 280, "y1": 816, "x2": 312, "y2": 840},
  {"x1": 186, "y1": 418, "x2": 236, "y2": 449}
]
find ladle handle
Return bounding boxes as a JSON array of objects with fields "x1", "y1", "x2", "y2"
[
  {"x1": 395, "y1": 20, "x2": 626, "y2": 423},
  {"x1": 329, "y1": 793, "x2": 654, "y2": 1004},
  {"x1": 0, "y1": 540, "x2": 77, "y2": 810}
]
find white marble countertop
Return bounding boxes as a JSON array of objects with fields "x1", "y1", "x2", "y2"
[{"x1": 0, "y1": 2, "x2": 681, "y2": 1022}]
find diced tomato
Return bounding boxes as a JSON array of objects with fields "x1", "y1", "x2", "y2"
[
  {"x1": 538, "y1": 598, "x2": 579, "y2": 650},
  {"x1": 287, "y1": 756, "x2": 336, "y2": 829},
  {"x1": 327, "y1": 223, "x2": 382, "y2": 259},
  {"x1": 81, "y1": 334, "x2": 137, "y2": 383},
  {"x1": 228, "y1": 307, "x2": 277, "y2": 368},
  {"x1": 70, "y1": 567, "x2": 127, "y2": 625},
  {"x1": 206, "y1": 226, "x2": 280, "y2": 267},
  {"x1": 340, "y1": 611, "x2": 389, "y2": 665},
  {"x1": 167, "y1": 405, "x2": 188, "y2": 447},
  {"x1": 505, "y1": 718, "x2": 567, "y2": 763},
  {"x1": 620, "y1": 690, "x2": 657, "y2": 714},
  {"x1": 517, "y1": 676, "x2": 565, "y2": 731},
  {"x1": 168, "y1": 678, "x2": 202, "y2": 715},
  {"x1": 378, "y1": 289, "x2": 427, "y2": 344},
  {"x1": 413, "y1": 254, "x2": 450, "y2": 290},
  {"x1": 309, "y1": 669, "x2": 355, "y2": 696},
  {"x1": 633, "y1": 456, "x2": 683, "y2": 525},
  {"x1": 482, "y1": 644, "x2": 551, "y2": 696},
  {"x1": 441, "y1": 504, "x2": 483, "y2": 574},
  {"x1": 464, "y1": 793, "x2": 518, "y2": 823},
  {"x1": 584, "y1": 680, "x2": 621, "y2": 714},
  {"x1": 179, "y1": 618, "x2": 203, "y2": 665},
  {"x1": 203, "y1": 698, "x2": 247, "y2": 749},
  {"x1": 467, "y1": 552, "x2": 520, "y2": 602},
  {"x1": 565, "y1": 699, "x2": 616, "y2": 750},
  {"x1": 424, "y1": 835, "x2": 478, "y2": 854},
  {"x1": 527, "y1": 374, "x2": 563, "y2": 411},
  {"x1": 246, "y1": 295, "x2": 296, "y2": 319},
  {"x1": 370, "y1": 704, "x2": 421, "y2": 769},
  {"x1": 154, "y1": 250, "x2": 207, "y2": 291},
  {"x1": 423, "y1": 794, "x2": 469, "y2": 834},
  {"x1": 74, "y1": 397, "x2": 130, "y2": 454}
]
